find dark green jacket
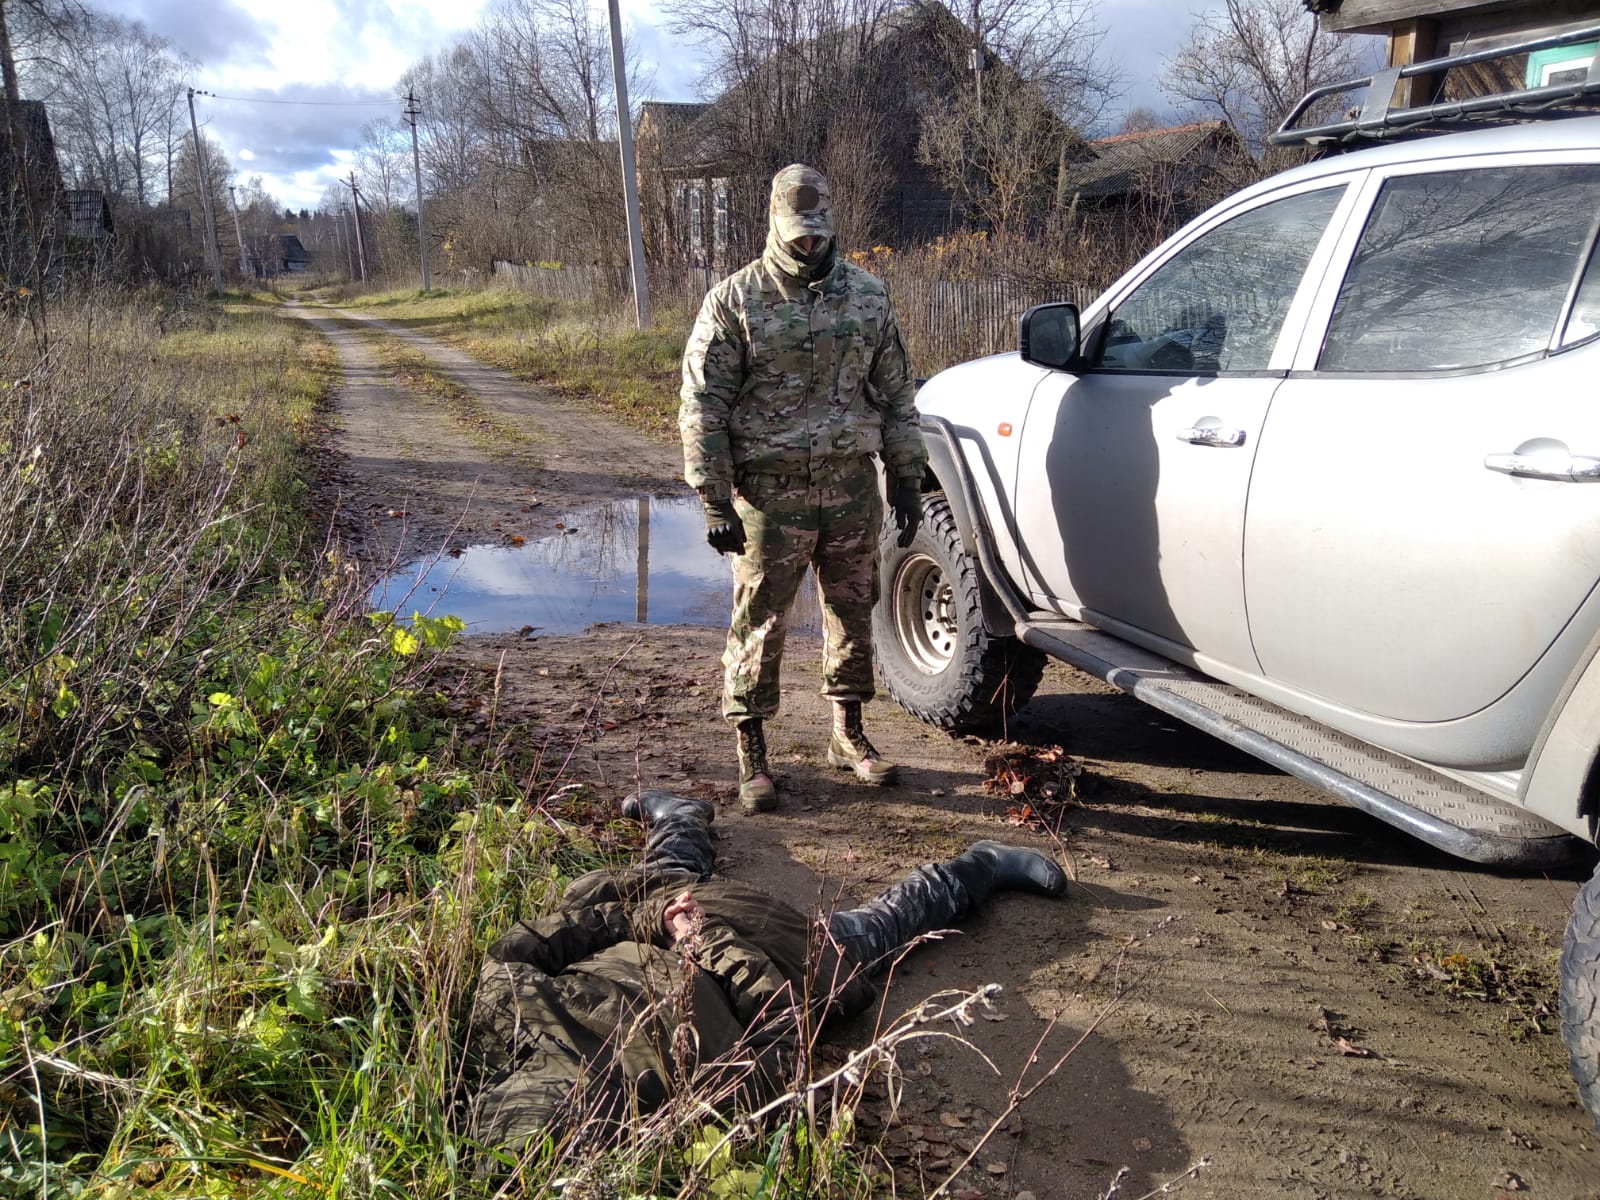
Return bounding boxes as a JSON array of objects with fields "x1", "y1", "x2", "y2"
[{"x1": 464, "y1": 868, "x2": 878, "y2": 1147}]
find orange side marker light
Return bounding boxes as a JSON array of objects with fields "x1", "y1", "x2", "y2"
[{"x1": 998, "y1": 422, "x2": 1013, "y2": 437}]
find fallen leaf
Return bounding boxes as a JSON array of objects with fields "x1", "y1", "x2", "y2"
[
  {"x1": 1132, "y1": 1136, "x2": 1152, "y2": 1151},
  {"x1": 508, "y1": 535, "x2": 527, "y2": 546},
  {"x1": 939, "y1": 1112, "x2": 967, "y2": 1129},
  {"x1": 985, "y1": 1161, "x2": 1008, "y2": 1176},
  {"x1": 1336, "y1": 1037, "x2": 1373, "y2": 1058}
]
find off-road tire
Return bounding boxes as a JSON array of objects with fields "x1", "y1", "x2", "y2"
[
  {"x1": 872, "y1": 492, "x2": 1045, "y2": 733},
  {"x1": 1561, "y1": 856, "x2": 1600, "y2": 1130}
]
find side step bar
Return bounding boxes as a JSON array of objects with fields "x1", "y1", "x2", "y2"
[{"x1": 1018, "y1": 619, "x2": 1578, "y2": 869}]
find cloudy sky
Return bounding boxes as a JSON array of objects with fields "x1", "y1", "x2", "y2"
[{"x1": 117, "y1": 0, "x2": 1214, "y2": 212}]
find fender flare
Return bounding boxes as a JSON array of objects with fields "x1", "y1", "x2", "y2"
[
  {"x1": 1521, "y1": 626, "x2": 1600, "y2": 844},
  {"x1": 918, "y1": 415, "x2": 1030, "y2": 638}
]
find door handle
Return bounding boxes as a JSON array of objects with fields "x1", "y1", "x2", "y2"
[
  {"x1": 1484, "y1": 452, "x2": 1600, "y2": 481},
  {"x1": 1175, "y1": 426, "x2": 1246, "y2": 447}
]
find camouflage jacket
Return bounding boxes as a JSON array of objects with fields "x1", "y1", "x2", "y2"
[
  {"x1": 679, "y1": 253, "x2": 927, "y2": 499},
  {"x1": 462, "y1": 868, "x2": 877, "y2": 1148}
]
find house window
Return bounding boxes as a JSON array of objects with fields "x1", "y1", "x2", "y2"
[
  {"x1": 713, "y1": 178, "x2": 729, "y2": 264},
  {"x1": 689, "y1": 183, "x2": 705, "y2": 264},
  {"x1": 671, "y1": 182, "x2": 690, "y2": 258}
]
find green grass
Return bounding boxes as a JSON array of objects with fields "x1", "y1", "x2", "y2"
[{"x1": 319, "y1": 283, "x2": 692, "y2": 442}]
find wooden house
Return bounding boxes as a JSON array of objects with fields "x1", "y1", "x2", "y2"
[
  {"x1": 1059, "y1": 121, "x2": 1250, "y2": 220},
  {"x1": 636, "y1": 2, "x2": 1030, "y2": 272},
  {"x1": 65, "y1": 190, "x2": 114, "y2": 242},
  {"x1": 0, "y1": 100, "x2": 68, "y2": 284}
]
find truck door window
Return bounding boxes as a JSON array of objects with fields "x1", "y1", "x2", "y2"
[
  {"x1": 1319, "y1": 164, "x2": 1600, "y2": 372},
  {"x1": 1097, "y1": 187, "x2": 1343, "y2": 375}
]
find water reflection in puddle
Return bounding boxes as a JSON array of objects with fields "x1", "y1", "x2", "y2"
[{"x1": 370, "y1": 495, "x2": 822, "y2": 636}]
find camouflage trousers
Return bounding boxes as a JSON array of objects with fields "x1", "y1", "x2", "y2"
[{"x1": 721, "y1": 455, "x2": 883, "y2": 722}]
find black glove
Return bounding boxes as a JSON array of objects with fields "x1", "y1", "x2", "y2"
[
  {"x1": 701, "y1": 494, "x2": 746, "y2": 555},
  {"x1": 890, "y1": 478, "x2": 922, "y2": 549}
]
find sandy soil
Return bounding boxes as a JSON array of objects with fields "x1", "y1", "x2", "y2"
[{"x1": 299, "y1": 303, "x2": 1600, "y2": 1200}]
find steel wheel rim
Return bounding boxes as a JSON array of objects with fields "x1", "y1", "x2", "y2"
[{"x1": 892, "y1": 553, "x2": 957, "y2": 675}]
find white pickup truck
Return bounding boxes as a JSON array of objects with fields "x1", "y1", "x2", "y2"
[{"x1": 870, "y1": 34, "x2": 1600, "y2": 1127}]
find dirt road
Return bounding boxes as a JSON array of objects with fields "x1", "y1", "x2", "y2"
[{"x1": 303, "y1": 303, "x2": 1600, "y2": 1199}]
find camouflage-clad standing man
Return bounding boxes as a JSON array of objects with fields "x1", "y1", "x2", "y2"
[{"x1": 679, "y1": 164, "x2": 927, "y2": 814}]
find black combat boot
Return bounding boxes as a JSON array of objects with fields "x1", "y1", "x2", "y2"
[
  {"x1": 621, "y1": 789, "x2": 717, "y2": 880},
  {"x1": 734, "y1": 718, "x2": 778, "y2": 813},
  {"x1": 827, "y1": 700, "x2": 897, "y2": 785}
]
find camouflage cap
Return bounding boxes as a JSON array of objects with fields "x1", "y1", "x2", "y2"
[{"x1": 769, "y1": 164, "x2": 833, "y2": 243}]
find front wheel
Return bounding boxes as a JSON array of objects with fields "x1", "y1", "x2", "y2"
[
  {"x1": 1562, "y1": 856, "x2": 1600, "y2": 1130},
  {"x1": 872, "y1": 492, "x2": 1045, "y2": 733}
]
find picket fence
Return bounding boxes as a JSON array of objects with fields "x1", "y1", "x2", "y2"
[{"x1": 492, "y1": 259, "x2": 1097, "y2": 373}]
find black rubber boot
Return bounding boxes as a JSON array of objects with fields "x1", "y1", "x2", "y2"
[
  {"x1": 941, "y1": 840, "x2": 1069, "y2": 912},
  {"x1": 829, "y1": 842, "x2": 1067, "y2": 974},
  {"x1": 826, "y1": 864, "x2": 961, "y2": 975},
  {"x1": 620, "y1": 789, "x2": 717, "y2": 880},
  {"x1": 621, "y1": 788, "x2": 715, "y2": 827}
]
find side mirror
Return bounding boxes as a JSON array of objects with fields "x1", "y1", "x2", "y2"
[{"x1": 1020, "y1": 303, "x2": 1080, "y2": 370}]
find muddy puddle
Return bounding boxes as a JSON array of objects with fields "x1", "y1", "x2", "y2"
[{"x1": 370, "y1": 496, "x2": 822, "y2": 636}]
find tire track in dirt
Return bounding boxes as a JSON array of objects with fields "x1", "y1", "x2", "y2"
[
  {"x1": 292, "y1": 303, "x2": 550, "y2": 561},
  {"x1": 319, "y1": 304, "x2": 685, "y2": 514}
]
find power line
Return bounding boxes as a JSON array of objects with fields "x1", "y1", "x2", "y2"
[{"x1": 193, "y1": 89, "x2": 403, "y2": 108}]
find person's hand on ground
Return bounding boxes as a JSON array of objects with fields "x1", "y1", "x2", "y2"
[{"x1": 664, "y1": 890, "x2": 704, "y2": 942}]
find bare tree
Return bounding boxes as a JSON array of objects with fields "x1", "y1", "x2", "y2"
[
  {"x1": 354, "y1": 116, "x2": 409, "y2": 213},
  {"x1": 918, "y1": 67, "x2": 1071, "y2": 238},
  {"x1": 19, "y1": 8, "x2": 190, "y2": 206},
  {"x1": 1161, "y1": 0, "x2": 1375, "y2": 154},
  {"x1": 925, "y1": 0, "x2": 1111, "y2": 119},
  {"x1": 664, "y1": 0, "x2": 899, "y2": 182}
]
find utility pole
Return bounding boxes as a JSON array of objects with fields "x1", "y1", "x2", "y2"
[
  {"x1": 346, "y1": 173, "x2": 368, "y2": 282},
  {"x1": 226, "y1": 183, "x2": 249, "y2": 277},
  {"x1": 604, "y1": 0, "x2": 650, "y2": 328},
  {"x1": 969, "y1": 0, "x2": 984, "y2": 108},
  {"x1": 338, "y1": 203, "x2": 354, "y2": 279},
  {"x1": 186, "y1": 87, "x2": 225, "y2": 294},
  {"x1": 404, "y1": 90, "x2": 431, "y2": 291}
]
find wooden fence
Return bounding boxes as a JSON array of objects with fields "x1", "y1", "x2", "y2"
[{"x1": 492, "y1": 259, "x2": 1098, "y2": 373}]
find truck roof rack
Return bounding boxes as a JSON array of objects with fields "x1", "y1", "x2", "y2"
[{"x1": 1270, "y1": 23, "x2": 1600, "y2": 148}]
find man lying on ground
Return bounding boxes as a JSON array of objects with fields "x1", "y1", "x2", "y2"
[{"x1": 463, "y1": 790, "x2": 1067, "y2": 1150}]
